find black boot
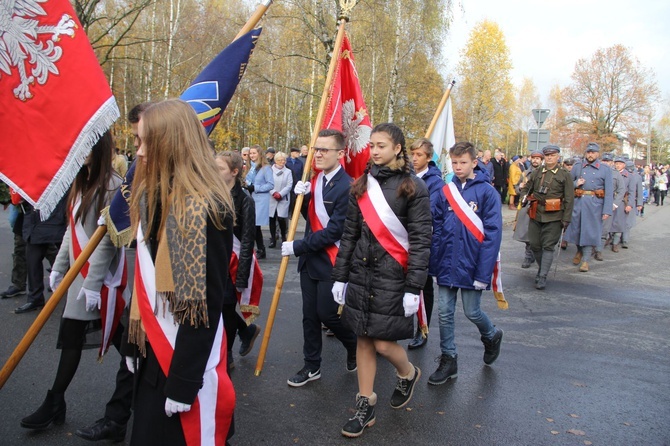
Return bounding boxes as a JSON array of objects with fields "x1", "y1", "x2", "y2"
[
  {"x1": 341, "y1": 393, "x2": 376, "y2": 438},
  {"x1": 75, "y1": 417, "x2": 127, "y2": 442},
  {"x1": 21, "y1": 390, "x2": 66, "y2": 429},
  {"x1": 407, "y1": 329, "x2": 427, "y2": 350},
  {"x1": 535, "y1": 251, "x2": 554, "y2": 290},
  {"x1": 428, "y1": 354, "x2": 458, "y2": 385},
  {"x1": 268, "y1": 237, "x2": 276, "y2": 249}
]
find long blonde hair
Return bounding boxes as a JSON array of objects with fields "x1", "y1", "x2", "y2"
[{"x1": 130, "y1": 99, "x2": 233, "y2": 236}]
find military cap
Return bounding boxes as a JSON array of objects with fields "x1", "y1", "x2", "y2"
[
  {"x1": 601, "y1": 153, "x2": 614, "y2": 162},
  {"x1": 542, "y1": 145, "x2": 560, "y2": 155},
  {"x1": 562, "y1": 157, "x2": 575, "y2": 165},
  {"x1": 290, "y1": 147, "x2": 300, "y2": 152},
  {"x1": 614, "y1": 157, "x2": 626, "y2": 163},
  {"x1": 530, "y1": 150, "x2": 544, "y2": 158},
  {"x1": 266, "y1": 147, "x2": 276, "y2": 153},
  {"x1": 585, "y1": 142, "x2": 600, "y2": 152},
  {"x1": 512, "y1": 155, "x2": 520, "y2": 161}
]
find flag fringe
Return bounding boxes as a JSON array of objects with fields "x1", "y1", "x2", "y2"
[
  {"x1": 240, "y1": 304, "x2": 260, "y2": 324},
  {"x1": 100, "y1": 205, "x2": 135, "y2": 247},
  {"x1": 36, "y1": 96, "x2": 120, "y2": 219}
]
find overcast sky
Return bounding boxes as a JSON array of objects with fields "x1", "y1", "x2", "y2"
[{"x1": 442, "y1": 0, "x2": 670, "y2": 118}]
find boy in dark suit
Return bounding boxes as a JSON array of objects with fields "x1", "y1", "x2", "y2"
[{"x1": 282, "y1": 129, "x2": 357, "y2": 387}]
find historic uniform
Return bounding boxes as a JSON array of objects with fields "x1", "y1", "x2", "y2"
[
  {"x1": 622, "y1": 160, "x2": 643, "y2": 248},
  {"x1": 610, "y1": 157, "x2": 631, "y2": 252},
  {"x1": 520, "y1": 145, "x2": 574, "y2": 289},
  {"x1": 563, "y1": 143, "x2": 613, "y2": 272},
  {"x1": 598, "y1": 153, "x2": 625, "y2": 257}
]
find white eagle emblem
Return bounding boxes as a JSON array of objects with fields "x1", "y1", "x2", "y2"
[
  {"x1": 0, "y1": 0, "x2": 77, "y2": 101},
  {"x1": 341, "y1": 98, "x2": 371, "y2": 163}
]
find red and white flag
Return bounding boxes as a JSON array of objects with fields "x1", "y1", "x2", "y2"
[
  {"x1": 0, "y1": 0, "x2": 119, "y2": 218},
  {"x1": 322, "y1": 35, "x2": 371, "y2": 180},
  {"x1": 228, "y1": 235, "x2": 263, "y2": 323}
]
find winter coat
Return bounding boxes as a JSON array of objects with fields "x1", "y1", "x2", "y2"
[
  {"x1": 246, "y1": 163, "x2": 274, "y2": 226},
  {"x1": 268, "y1": 165, "x2": 293, "y2": 218},
  {"x1": 22, "y1": 194, "x2": 68, "y2": 245},
  {"x1": 419, "y1": 162, "x2": 446, "y2": 276},
  {"x1": 508, "y1": 162, "x2": 522, "y2": 197},
  {"x1": 430, "y1": 165, "x2": 503, "y2": 290},
  {"x1": 53, "y1": 175, "x2": 125, "y2": 321},
  {"x1": 332, "y1": 165, "x2": 432, "y2": 341}
]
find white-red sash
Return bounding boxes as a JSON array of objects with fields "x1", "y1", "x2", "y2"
[
  {"x1": 357, "y1": 175, "x2": 428, "y2": 333},
  {"x1": 307, "y1": 172, "x2": 340, "y2": 265},
  {"x1": 135, "y1": 223, "x2": 235, "y2": 445},
  {"x1": 70, "y1": 199, "x2": 128, "y2": 359},
  {"x1": 442, "y1": 182, "x2": 508, "y2": 309},
  {"x1": 229, "y1": 235, "x2": 263, "y2": 323}
]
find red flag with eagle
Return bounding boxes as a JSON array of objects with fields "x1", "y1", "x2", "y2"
[
  {"x1": 0, "y1": 0, "x2": 120, "y2": 218},
  {"x1": 322, "y1": 34, "x2": 371, "y2": 180}
]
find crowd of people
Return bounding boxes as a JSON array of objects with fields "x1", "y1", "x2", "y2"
[{"x1": 1, "y1": 97, "x2": 666, "y2": 444}]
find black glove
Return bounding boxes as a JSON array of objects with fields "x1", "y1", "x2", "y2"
[
  {"x1": 561, "y1": 221, "x2": 569, "y2": 230},
  {"x1": 246, "y1": 183, "x2": 255, "y2": 193}
]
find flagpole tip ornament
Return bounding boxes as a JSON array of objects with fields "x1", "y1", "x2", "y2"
[{"x1": 338, "y1": 0, "x2": 357, "y2": 20}]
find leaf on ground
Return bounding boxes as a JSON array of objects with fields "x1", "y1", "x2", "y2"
[
  {"x1": 584, "y1": 441, "x2": 593, "y2": 445},
  {"x1": 289, "y1": 403, "x2": 295, "y2": 408},
  {"x1": 567, "y1": 429, "x2": 586, "y2": 436},
  {"x1": 573, "y1": 381, "x2": 587, "y2": 387},
  {"x1": 437, "y1": 411, "x2": 445, "y2": 415},
  {"x1": 546, "y1": 418, "x2": 554, "y2": 422},
  {"x1": 478, "y1": 395, "x2": 484, "y2": 399},
  {"x1": 475, "y1": 424, "x2": 482, "y2": 428},
  {"x1": 537, "y1": 410, "x2": 542, "y2": 414},
  {"x1": 569, "y1": 413, "x2": 580, "y2": 418},
  {"x1": 623, "y1": 422, "x2": 631, "y2": 426},
  {"x1": 550, "y1": 430, "x2": 560, "y2": 435},
  {"x1": 406, "y1": 407, "x2": 412, "y2": 411}
]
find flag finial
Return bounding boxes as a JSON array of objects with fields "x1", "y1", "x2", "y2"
[{"x1": 339, "y1": 0, "x2": 357, "y2": 20}]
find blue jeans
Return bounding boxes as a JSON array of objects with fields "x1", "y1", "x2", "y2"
[{"x1": 437, "y1": 286, "x2": 496, "y2": 357}]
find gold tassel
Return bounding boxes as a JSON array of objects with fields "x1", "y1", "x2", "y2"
[{"x1": 494, "y1": 291, "x2": 509, "y2": 310}]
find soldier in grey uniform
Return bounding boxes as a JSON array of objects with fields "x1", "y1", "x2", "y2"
[
  {"x1": 610, "y1": 157, "x2": 632, "y2": 252},
  {"x1": 520, "y1": 145, "x2": 574, "y2": 290},
  {"x1": 622, "y1": 160, "x2": 643, "y2": 248},
  {"x1": 514, "y1": 150, "x2": 544, "y2": 269},
  {"x1": 597, "y1": 153, "x2": 624, "y2": 258},
  {"x1": 563, "y1": 143, "x2": 613, "y2": 272}
]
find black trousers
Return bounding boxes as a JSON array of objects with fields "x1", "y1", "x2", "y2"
[
  {"x1": 269, "y1": 215, "x2": 287, "y2": 242},
  {"x1": 222, "y1": 302, "x2": 248, "y2": 352},
  {"x1": 300, "y1": 271, "x2": 357, "y2": 370},
  {"x1": 11, "y1": 233, "x2": 27, "y2": 289},
  {"x1": 254, "y1": 226, "x2": 265, "y2": 251},
  {"x1": 25, "y1": 242, "x2": 59, "y2": 305}
]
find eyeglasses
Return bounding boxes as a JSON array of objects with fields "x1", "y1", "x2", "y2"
[{"x1": 312, "y1": 147, "x2": 341, "y2": 154}]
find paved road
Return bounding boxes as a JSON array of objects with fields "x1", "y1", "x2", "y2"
[{"x1": 0, "y1": 204, "x2": 668, "y2": 445}]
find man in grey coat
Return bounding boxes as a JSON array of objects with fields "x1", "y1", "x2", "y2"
[
  {"x1": 596, "y1": 153, "x2": 625, "y2": 258},
  {"x1": 564, "y1": 143, "x2": 613, "y2": 272},
  {"x1": 622, "y1": 160, "x2": 643, "y2": 248}
]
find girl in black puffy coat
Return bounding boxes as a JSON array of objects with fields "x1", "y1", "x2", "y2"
[{"x1": 331, "y1": 123, "x2": 432, "y2": 438}]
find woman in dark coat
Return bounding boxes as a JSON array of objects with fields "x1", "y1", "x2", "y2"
[{"x1": 331, "y1": 123, "x2": 432, "y2": 438}]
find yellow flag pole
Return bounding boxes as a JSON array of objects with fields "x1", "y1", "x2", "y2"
[
  {"x1": 425, "y1": 80, "x2": 456, "y2": 139},
  {"x1": 254, "y1": 17, "x2": 350, "y2": 376},
  {"x1": 0, "y1": 5, "x2": 274, "y2": 391}
]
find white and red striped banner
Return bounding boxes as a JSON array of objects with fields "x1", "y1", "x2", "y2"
[
  {"x1": 135, "y1": 224, "x2": 235, "y2": 445},
  {"x1": 70, "y1": 199, "x2": 128, "y2": 359},
  {"x1": 229, "y1": 235, "x2": 262, "y2": 323},
  {"x1": 307, "y1": 172, "x2": 340, "y2": 265}
]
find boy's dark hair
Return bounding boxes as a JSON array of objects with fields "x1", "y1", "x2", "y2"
[
  {"x1": 318, "y1": 128, "x2": 345, "y2": 150},
  {"x1": 450, "y1": 141, "x2": 477, "y2": 160},
  {"x1": 127, "y1": 102, "x2": 152, "y2": 124}
]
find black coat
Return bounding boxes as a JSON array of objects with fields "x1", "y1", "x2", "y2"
[
  {"x1": 22, "y1": 195, "x2": 67, "y2": 244},
  {"x1": 332, "y1": 166, "x2": 432, "y2": 341},
  {"x1": 224, "y1": 182, "x2": 256, "y2": 304}
]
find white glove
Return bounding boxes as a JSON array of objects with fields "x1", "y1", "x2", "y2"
[
  {"x1": 473, "y1": 280, "x2": 488, "y2": 291},
  {"x1": 236, "y1": 287, "x2": 246, "y2": 294},
  {"x1": 49, "y1": 270, "x2": 64, "y2": 291},
  {"x1": 403, "y1": 292, "x2": 420, "y2": 317},
  {"x1": 294, "y1": 181, "x2": 309, "y2": 195},
  {"x1": 281, "y1": 241, "x2": 295, "y2": 256},
  {"x1": 332, "y1": 281, "x2": 346, "y2": 305},
  {"x1": 165, "y1": 397, "x2": 192, "y2": 417},
  {"x1": 97, "y1": 215, "x2": 106, "y2": 226},
  {"x1": 77, "y1": 287, "x2": 102, "y2": 311},
  {"x1": 125, "y1": 356, "x2": 135, "y2": 374}
]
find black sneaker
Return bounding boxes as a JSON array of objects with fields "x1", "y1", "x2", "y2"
[
  {"x1": 407, "y1": 331, "x2": 427, "y2": 350},
  {"x1": 1, "y1": 285, "x2": 26, "y2": 299},
  {"x1": 346, "y1": 350, "x2": 357, "y2": 372},
  {"x1": 428, "y1": 354, "x2": 458, "y2": 385},
  {"x1": 287, "y1": 366, "x2": 321, "y2": 387},
  {"x1": 341, "y1": 394, "x2": 376, "y2": 438},
  {"x1": 389, "y1": 365, "x2": 421, "y2": 409},
  {"x1": 238, "y1": 324, "x2": 261, "y2": 357},
  {"x1": 482, "y1": 328, "x2": 503, "y2": 365}
]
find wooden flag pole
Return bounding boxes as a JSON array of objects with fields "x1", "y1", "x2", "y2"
[
  {"x1": 0, "y1": 226, "x2": 107, "y2": 389},
  {"x1": 425, "y1": 80, "x2": 456, "y2": 139},
  {"x1": 254, "y1": 16, "x2": 350, "y2": 376},
  {"x1": 0, "y1": 5, "x2": 273, "y2": 391}
]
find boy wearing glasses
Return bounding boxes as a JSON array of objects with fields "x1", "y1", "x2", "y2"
[{"x1": 281, "y1": 129, "x2": 357, "y2": 387}]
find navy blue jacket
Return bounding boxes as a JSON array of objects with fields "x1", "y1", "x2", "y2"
[
  {"x1": 430, "y1": 165, "x2": 502, "y2": 289},
  {"x1": 285, "y1": 157, "x2": 304, "y2": 187},
  {"x1": 294, "y1": 167, "x2": 352, "y2": 281}
]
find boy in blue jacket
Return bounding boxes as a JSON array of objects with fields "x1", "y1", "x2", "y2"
[{"x1": 428, "y1": 142, "x2": 503, "y2": 386}]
